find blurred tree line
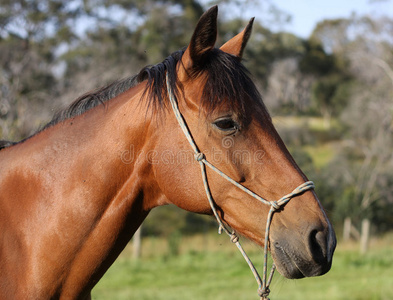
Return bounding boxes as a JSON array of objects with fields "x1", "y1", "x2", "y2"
[{"x1": 1, "y1": 0, "x2": 392, "y2": 245}]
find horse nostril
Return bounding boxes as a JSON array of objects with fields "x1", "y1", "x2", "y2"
[{"x1": 308, "y1": 229, "x2": 328, "y2": 263}]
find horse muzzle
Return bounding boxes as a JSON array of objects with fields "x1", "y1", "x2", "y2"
[{"x1": 271, "y1": 224, "x2": 336, "y2": 279}]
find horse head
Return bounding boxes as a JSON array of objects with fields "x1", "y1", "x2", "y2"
[{"x1": 153, "y1": 6, "x2": 336, "y2": 280}]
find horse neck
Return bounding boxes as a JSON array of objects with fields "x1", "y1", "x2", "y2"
[{"x1": 0, "y1": 82, "x2": 166, "y2": 297}]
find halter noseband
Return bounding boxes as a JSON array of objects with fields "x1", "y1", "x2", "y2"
[{"x1": 166, "y1": 73, "x2": 314, "y2": 300}]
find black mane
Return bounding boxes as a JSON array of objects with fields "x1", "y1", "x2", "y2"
[
  {"x1": 41, "y1": 50, "x2": 185, "y2": 131},
  {"x1": 1, "y1": 48, "x2": 268, "y2": 150}
]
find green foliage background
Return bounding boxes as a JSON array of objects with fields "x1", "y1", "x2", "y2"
[{"x1": 91, "y1": 234, "x2": 393, "y2": 299}]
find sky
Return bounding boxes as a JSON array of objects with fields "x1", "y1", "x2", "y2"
[
  {"x1": 270, "y1": 0, "x2": 393, "y2": 38},
  {"x1": 224, "y1": 0, "x2": 393, "y2": 38},
  {"x1": 274, "y1": 0, "x2": 393, "y2": 38},
  {"x1": 73, "y1": 1, "x2": 393, "y2": 41}
]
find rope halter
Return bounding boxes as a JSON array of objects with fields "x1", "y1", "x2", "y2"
[{"x1": 165, "y1": 73, "x2": 315, "y2": 300}]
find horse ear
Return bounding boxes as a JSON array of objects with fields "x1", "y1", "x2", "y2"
[
  {"x1": 181, "y1": 6, "x2": 218, "y2": 71},
  {"x1": 220, "y1": 17, "x2": 254, "y2": 59}
]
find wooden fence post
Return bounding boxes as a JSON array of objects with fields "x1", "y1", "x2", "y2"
[
  {"x1": 133, "y1": 225, "x2": 142, "y2": 260},
  {"x1": 360, "y1": 218, "x2": 370, "y2": 254},
  {"x1": 343, "y1": 217, "x2": 351, "y2": 241}
]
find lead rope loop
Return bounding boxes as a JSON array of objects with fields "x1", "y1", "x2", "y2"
[{"x1": 166, "y1": 73, "x2": 315, "y2": 299}]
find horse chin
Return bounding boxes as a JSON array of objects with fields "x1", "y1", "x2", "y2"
[
  {"x1": 271, "y1": 245, "x2": 305, "y2": 279},
  {"x1": 271, "y1": 242, "x2": 330, "y2": 279}
]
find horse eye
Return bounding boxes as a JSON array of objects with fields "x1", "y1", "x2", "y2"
[{"x1": 213, "y1": 118, "x2": 239, "y2": 132}]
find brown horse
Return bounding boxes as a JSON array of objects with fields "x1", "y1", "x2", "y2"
[{"x1": 0, "y1": 6, "x2": 335, "y2": 300}]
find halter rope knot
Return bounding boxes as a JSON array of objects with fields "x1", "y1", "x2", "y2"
[
  {"x1": 259, "y1": 287, "x2": 271, "y2": 300},
  {"x1": 230, "y1": 232, "x2": 240, "y2": 243},
  {"x1": 166, "y1": 73, "x2": 315, "y2": 299},
  {"x1": 194, "y1": 152, "x2": 205, "y2": 162},
  {"x1": 270, "y1": 201, "x2": 280, "y2": 211}
]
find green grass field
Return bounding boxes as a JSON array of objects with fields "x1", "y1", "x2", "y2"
[{"x1": 92, "y1": 233, "x2": 393, "y2": 300}]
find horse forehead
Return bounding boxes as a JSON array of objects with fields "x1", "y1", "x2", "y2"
[{"x1": 181, "y1": 75, "x2": 205, "y2": 97}]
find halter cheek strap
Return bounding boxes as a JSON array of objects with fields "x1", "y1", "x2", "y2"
[{"x1": 166, "y1": 73, "x2": 314, "y2": 300}]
